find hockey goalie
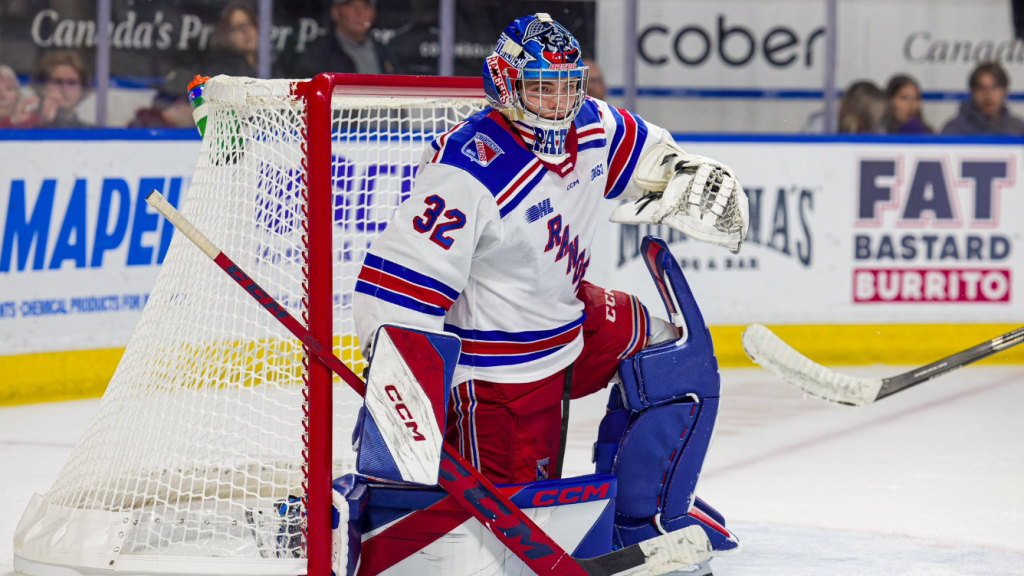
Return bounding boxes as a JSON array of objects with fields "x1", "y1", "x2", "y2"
[{"x1": 337, "y1": 12, "x2": 748, "y2": 576}]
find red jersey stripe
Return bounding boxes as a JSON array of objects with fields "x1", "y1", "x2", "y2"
[
  {"x1": 461, "y1": 326, "x2": 581, "y2": 356},
  {"x1": 496, "y1": 160, "x2": 542, "y2": 205},
  {"x1": 605, "y1": 107, "x2": 638, "y2": 196},
  {"x1": 358, "y1": 267, "x2": 454, "y2": 310}
]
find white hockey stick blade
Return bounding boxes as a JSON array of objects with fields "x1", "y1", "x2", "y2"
[
  {"x1": 615, "y1": 526, "x2": 717, "y2": 576},
  {"x1": 742, "y1": 324, "x2": 883, "y2": 407}
]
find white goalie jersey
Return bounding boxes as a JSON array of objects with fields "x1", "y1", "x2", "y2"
[{"x1": 354, "y1": 97, "x2": 673, "y2": 384}]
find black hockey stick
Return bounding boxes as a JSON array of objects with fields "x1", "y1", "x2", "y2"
[
  {"x1": 147, "y1": 191, "x2": 714, "y2": 576},
  {"x1": 743, "y1": 324, "x2": 1024, "y2": 406}
]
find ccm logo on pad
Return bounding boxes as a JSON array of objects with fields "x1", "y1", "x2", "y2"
[
  {"x1": 384, "y1": 384, "x2": 426, "y2": 441},
  {"x1": 531, "y1": 482, "x2": 610, "y2": 506}
]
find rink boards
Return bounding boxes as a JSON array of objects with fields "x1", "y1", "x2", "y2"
[{"x1": 0, "y1": 130, "x2": 1022, "y2": 405}]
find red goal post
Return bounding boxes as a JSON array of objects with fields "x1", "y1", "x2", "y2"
[
  {"x1": 12, "y1": 73, "x2": 486, "y2": 576},
  {"x1": 298, "y1": 73, "x2": 484, "y2": 575}
]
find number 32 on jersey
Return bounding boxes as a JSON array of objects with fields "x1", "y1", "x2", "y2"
[{"x1": 413, "y1": 195, "x2": 466, "y2": 250}]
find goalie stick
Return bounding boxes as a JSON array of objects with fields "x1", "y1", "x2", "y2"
[
  {"x1": 743, "y1": 323, "x2": 1024, "y2": 406},
  {"x1": 146, "y1": 191, "x2": 714, "y2": 576}
]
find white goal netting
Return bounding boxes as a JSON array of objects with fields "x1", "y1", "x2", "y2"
[{"x1": 14, "y1": 76, "x2": 486, "y2": 574}]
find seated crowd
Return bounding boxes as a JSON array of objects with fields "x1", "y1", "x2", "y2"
[
  {"x1": 0, "y1": 0, "x2": 1021, "y2": 137},
  {"x1": 0, "y1": 0, "x2": 391, "y2": 129},
  {"x1": 839, "y1": 61, "x2": 1024, "y2": 136}
]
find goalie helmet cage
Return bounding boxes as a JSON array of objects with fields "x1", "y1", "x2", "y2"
[{"x1": 12, "y1": 74, "x2": 487, "y2": 576}]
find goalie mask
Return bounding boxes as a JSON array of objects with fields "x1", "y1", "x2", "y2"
[{"x1": 483, "y1": 13, "x2": 589, "y2": 163}]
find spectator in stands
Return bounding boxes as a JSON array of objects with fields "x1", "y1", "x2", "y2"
[
  {"x1": 306, "y1": 0, "x2": 395, "y2": 76},
  {"x1": 942, "y1": 62, "x2": 1024, "y2": 135},
  {"x1": 207, "y1": 4, "x2": 260, "y2": 77},
  {"x1": 127, "y1": 69, "x2": 196, "y2": 128},
  {"x1": 882, "y1": 75, "x2": 932, "y2": 134},
  {"x1": 838, "y1": 80, "x2": 885, "y2": 133},
  {"x1": 30, "y1": 51, "x2": 91, "y2": 128},
  {"x1": 583, "y1": 59, "x2": 606, "y2": 100},
  {"x1": 0, "y1": 64, "x2": 38, "y2": 128}
]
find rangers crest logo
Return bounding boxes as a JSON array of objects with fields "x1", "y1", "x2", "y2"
[
  {"x1": 536, "y1": 457, "x2": 549, "y2": 481},
  {"x1": 462, "y1": 133, "x2": 504, "y2": 167},
  {"x1": 521, "y1": 20, "x2": 580, "y2": 65}
]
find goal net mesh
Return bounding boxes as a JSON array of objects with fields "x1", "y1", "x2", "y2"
[{"x1": 38, "y1": 76, "x2": 486, "y2": 562}]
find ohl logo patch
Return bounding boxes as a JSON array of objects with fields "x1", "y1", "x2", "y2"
[
  {"x1": 524, "y1": 199, "x2": 554, "y2": 224},
  {"x1": 462, "y1": 133, "x2": 504, "y2": 167}
]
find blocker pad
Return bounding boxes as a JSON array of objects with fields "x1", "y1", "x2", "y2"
[{"x1": 356, "y1": 324, "x2": 460, "y2": 485}]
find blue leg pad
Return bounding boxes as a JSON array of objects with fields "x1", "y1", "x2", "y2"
[
  {"x1": 599, "y1": 393, "x2": 739, "y2": 553},
  {"x1": 592, "y1": 236, "x2": 740, "y2": 553}
]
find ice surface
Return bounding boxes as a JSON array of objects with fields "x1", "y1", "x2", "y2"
[{"x1": 3, "y1": 365, "x2": 1023, "y2": 575}]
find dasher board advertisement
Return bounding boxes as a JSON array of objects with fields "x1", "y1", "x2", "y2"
[{"x1": 593, "y1": 136, "x2": 1024, "y2": 326}]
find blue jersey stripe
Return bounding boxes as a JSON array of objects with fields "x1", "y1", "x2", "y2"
[
  {"x1": 577, "y1": 139, "x2": 607, "y2": 152},
  {"x1": 606, "y1": 110, "x2": 649, "y2": 199},
  {"x1": 625, "y1": 113, "x2": 649, "y2": 177},
  {"x1": 575, "y1": 99, "x2": 603, "y2": 128},
  {"x1": 458, "y1": 346, "x2": 566, "y2": 368},
  {"x1": 498, "y1": 167, "x2": 548, "y2": 218},
  {"x1": 355, "y1": 281, "x2": 447, "y2": 316},
  {"x1": 444, "y1": 314, "x2": 585, "y2": 343},
  {"x1": 363, "y1": 253, "x2": 460, "y2": 301},
  {"x1": 607, "y1": 106, "x2": 626, "y2": 168}
]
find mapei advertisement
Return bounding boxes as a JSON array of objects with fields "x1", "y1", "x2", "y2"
[{"x1": 0, "y1": 138, "x2": 199, "y2": 355}]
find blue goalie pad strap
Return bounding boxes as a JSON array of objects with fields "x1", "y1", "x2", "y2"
[
  {"x1": 606, "y1": 383, "x2": 627, "y2": 412},
  {"x1": 593, "y1": 442, "x2": 619, "y2": 473},
  {"x1": 593, "y1": 403, "x2": 630, "y2": 473},
  {"x1": 617, "y1": 338, "x2": 720, "y2": 411},
  {"x1": 356, "y1": 324, "x2": 460, "y2": 485}
]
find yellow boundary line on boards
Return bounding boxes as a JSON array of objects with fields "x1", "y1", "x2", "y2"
[{"x1": 2, "y1": 324, "x2": 1022, "y2": 407}]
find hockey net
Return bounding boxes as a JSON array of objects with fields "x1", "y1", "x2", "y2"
[{"x1": 14, "y1": 74, "x2": 486, "y2": 575}]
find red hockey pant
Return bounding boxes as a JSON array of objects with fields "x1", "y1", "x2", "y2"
[{"x1": 444, "y1": 281, "x2": 651, "y2": 484}]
